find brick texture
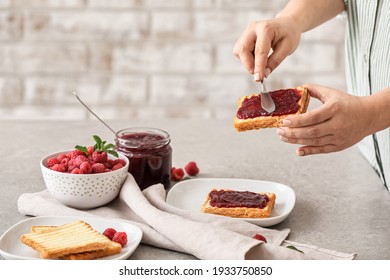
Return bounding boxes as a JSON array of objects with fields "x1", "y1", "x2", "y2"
[{"x1": 0, "y1": 0, "x2": 347, "y2": 120}]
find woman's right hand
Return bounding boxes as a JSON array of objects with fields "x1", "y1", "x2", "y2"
[{"x1": 233, "y1": 17, "x2": 302, "y2": 81}]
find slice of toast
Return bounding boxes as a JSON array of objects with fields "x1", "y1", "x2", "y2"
[
  {"x1": 234, "y1": 86, "x2": 309, "y2": 131},
  {"x1": 201, "y1": 189, "x2": 276, "y2": 218},
  {"x1": 31, "y1": 225, "x2": 59, "y2": 234},
  {"x1": 29, "y1": 224, "x2": 122, "y2": 260},
  {"x1": 60, "y1": 242, "x2": 122, "y2": 260},
  {"x1": 21, "y1": 220, "x2": 122, "y2": 259}
]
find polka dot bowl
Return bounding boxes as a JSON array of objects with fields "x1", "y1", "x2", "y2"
[{"x1": 40, "y1": 150, "x2": 129, "y2": 209}]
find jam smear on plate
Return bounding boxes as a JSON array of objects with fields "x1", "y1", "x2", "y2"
[
  {"x1": 236, "y1": 88, "x2": 301, "y2": 119},
  {"x1": 209, "y1": 190, "x2": 269, "y2": 209}
]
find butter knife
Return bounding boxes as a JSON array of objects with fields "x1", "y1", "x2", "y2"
[{"x1": 259, "y1": 81, "x2": 275, "y2": 113}]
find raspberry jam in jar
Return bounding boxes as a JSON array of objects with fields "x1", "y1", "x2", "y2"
[{"x1": 115, "y1": 127, "x2": 172, "y2": 190}]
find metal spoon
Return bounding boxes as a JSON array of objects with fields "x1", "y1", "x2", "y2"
[{"x1": 73, "y1": 91, "x2": 117, "y2": 135}]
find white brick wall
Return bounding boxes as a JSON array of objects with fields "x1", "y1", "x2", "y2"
[{"x1": 0, "y1": 0, "x2": 347, "y2": 120}]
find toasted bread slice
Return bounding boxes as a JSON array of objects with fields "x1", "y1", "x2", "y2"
[
  {"x1": 21, "y1": 220, "x2": 121, "y2": 259},
  {"x1": 29, "y1": 224, "x2": 122, "y2": 260},
  {"x1": 234, "y1": 86, "x2": 309, "y2": 131},
  {"x1": 60, "y1": 242, "x2": 122, "y2": 260},
  {"x1": 201, "y1": 189, "x2": 276, "y2": 218},
  {"x1": 31, "y1": 225, "x2": 59, "y2": 234}
]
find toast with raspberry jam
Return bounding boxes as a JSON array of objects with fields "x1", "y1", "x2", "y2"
[
  {"x1": 234, "y1": 86, "x2": 309, "y2": 131},
  {"x1": 201, "y1": 189, "x2": 276, "y2": 218}
]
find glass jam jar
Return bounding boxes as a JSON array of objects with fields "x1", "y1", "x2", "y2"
[{"x1": 115, "y1": 127, "x2": 172, "y2": 190}]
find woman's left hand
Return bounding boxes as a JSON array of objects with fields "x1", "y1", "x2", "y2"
[{"x1": 277, "y1": 84, "x2": 373, "y2": 156}]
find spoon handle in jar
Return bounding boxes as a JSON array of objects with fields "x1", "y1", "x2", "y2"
[{"x1": 73, "y1": 91, "x2": 117, "y2": 135}]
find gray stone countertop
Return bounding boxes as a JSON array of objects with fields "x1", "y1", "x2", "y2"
[{"x1": 1, "y1": 119, "x2": 389, "y2": 260}]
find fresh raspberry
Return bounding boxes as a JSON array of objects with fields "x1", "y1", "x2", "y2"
[
  {"x1": 92, "y1": 151, "x2": 108, "y2": 163},
  {"x1": 253, "y1": 234, "x2": 267, "y2": 243},
  {"x1": 101, "y1": 151, "x2": 108, "y2": 163},
  {"x1": 184, "y1": 161, "x2": 199, "y2": 176},
  {"x1": 71, "y1": 168, "x2": 83, "y2": 174},
  {"x1": 92, "y1": 163, "x2": 106, "y2": 173},
  {"x1": 103, "y1": 228, "x2": 117, "y2": 240},
  {"x1": 87, "y1": 146, "x2": 94, "y2": 155},
  {"x1": 112, "y1": 163, "x2": 124, "y2": 171},
  {"x1": 62, "y1": 135, "x2": 122, "y2": 173},
  {"x1": 171, "y1": 167, "x2": 185, "y2": 181},
  {"x1": 113, "y1": 159, "x2": 126, "y2": 166},
  {"x1": 60, "y1": 157, "x2": 69, "y2": 168},
  {"x1": 68, "y1": 150, "x2": 84, "y2": 159},
  {"x1": 46, "y1": 136, "x2": 124, "y2": 173},
  {"x1": 87, "y1": 155, "x2": 95, "y2": 165},
  {"x1": 80, "y1": 161, "x2": 92, "y2": 174},
  {"x1": 67, "y1": 158, "x2": 78, "y2": 172},
  {"x1": 112, "y1": 232, "x2": 127, "y2": 247},
  {"x1": 47, "y1": 157, "x2": 59, "y2": 167},
  {"x1": 57, "y1": 153, "x2": 68, "y2": 162},
  {"x1": 74, "y1": 155, "x2": 88, "y2": 167},
  {"x1": 50, "y1": 163, "x2": 66, "y2": 173},
  {"x1": 105, "y1": 159, "x2": 115, "y2": 169}
]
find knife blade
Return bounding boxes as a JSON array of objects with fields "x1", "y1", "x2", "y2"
[{"x1": 259, "y1": 81, "x2": 275, "y2": 113}]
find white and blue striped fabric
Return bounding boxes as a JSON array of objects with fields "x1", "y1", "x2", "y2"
[{"x1": 344, "y1": 0, "x2": 390, "y2": 190}]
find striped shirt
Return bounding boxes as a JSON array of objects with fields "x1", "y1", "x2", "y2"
[{"x1": 344, "y1": 0, "x2": 390, "y2": 190}]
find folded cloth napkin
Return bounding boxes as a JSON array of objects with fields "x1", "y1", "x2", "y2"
[{"x1": 18, "y1": 174, "x2": 356, "y2": 260}]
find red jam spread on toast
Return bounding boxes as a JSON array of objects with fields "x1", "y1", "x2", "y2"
[
  {"x1": 236, "y1": 88, "x2": 301, "y2": 119},
  {"x1": 209, "y1": 190, "x2": 269, "y2": 209}
]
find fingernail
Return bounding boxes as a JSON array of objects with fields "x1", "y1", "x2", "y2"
[
  {"x1": 277, "y1": 128, "x2": 285, "y2": 136},
  {"x1": 253, "y1": 73, "x2": 260, "y2": 82},
  {"x1": 298, "y1": 150, "x2": 305, "y2": 156},
  {"x1": 265, "y1": 68, "x2": 271, "y2": 78},
  {"x1": 279, "y1": 136, "x2": 288, "y2": 142},
  {"x1": 283, "y1": 119, "x2": 292, "y2": 127}
]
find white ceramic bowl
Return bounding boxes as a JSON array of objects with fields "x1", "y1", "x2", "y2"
[{"x1": 40, "y1": 150, "x2": 129, "y2": 209}]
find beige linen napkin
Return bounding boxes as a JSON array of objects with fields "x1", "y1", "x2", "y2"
[{"x1": 18, "y1": 174, "x2": 356, "y2": 260}]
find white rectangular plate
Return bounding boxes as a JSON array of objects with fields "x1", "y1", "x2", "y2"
[
  {"x1": 166, "y1": 178, "x2": 296, "y2": 227},
  {"x1": 0, "y1": 216, "x2": 142, "y2": 260}
]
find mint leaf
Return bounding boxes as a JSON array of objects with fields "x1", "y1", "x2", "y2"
[
  {"x1": 77, "y1": 135, "x2": 119, "y2": 157},
  {"x1": 93, "y1": 135, "x2": 103, "y2": 150},
  {"x1": 75, "y1": 145, "x2": 88, "y2": 154},
  {"x1": 104, "y1": 143, "x2": 115, "y2": 150},
  {"x1": 286, "y1": 245, "x2": 304, "y2": 254},
  {"x1": 106, "y1": 150, "x2": 119, "y2": 158}
]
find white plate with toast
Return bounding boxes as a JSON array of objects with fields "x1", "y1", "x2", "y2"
[
  {"x1": 0, "y1": 216, "x2": 142, "y2": 260},
  {"x1": 166, "y1": 178, "x2": 295, "y2": 227}
]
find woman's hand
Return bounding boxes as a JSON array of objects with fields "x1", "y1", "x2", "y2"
[
  {"x1": 277, "y1": 84, "x2": 374, "y2": 156},
  {"x1": 232, "y1": 0, "x2": 345, "y2": 80},
  {"x1": 233, "y1": 17, "x2": 301, "y2": 81}
]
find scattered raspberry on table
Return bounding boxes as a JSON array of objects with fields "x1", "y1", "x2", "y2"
[
  {"x1": 171, "y1": 167, "x2": 185, "y2": 181},
  {"x1": 253, "y1": 234, "x2": 267, "y2": 243},
  {"x1": 184, "y1": 161, "x2": 199, "y2": 176}
]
